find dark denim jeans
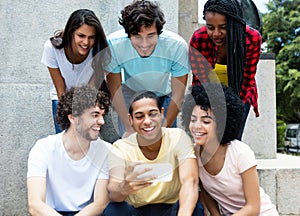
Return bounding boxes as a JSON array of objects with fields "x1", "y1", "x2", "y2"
[
  {"x1": 103, "y1": 201, "x2": 204, "y2": 216},
  {"x1": 52, "y1": 100, "x2": 62, "y2": 134},
  {"x1": 57, "y1": 211, "x2": 79, "y2": 216}
]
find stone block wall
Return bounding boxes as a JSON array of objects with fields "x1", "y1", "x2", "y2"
[{"x1": 243, "y1": 53, "x2": 277, "y2": 159}]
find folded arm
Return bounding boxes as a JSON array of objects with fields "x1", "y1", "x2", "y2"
[
  {"x1": 76, "y1": 179, "x2": 109, "y2": 216},
  {"x1": 27, "y1": 177, "x2": 61, "y2": 216}
]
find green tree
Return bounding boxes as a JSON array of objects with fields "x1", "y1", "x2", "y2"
[{"x1": 262, "y1": 0, "x2": 300, "y2": 123}]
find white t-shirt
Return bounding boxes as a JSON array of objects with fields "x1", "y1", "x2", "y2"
[
  {"x1": 27, "y1": 132, "x2": 111, "y2": 212},
  {"x1": 41, "y1": 39, "x2": 94, "y2": 100},
  {"x1": 199, "y1": 140, "x2": 278, "y2": 215}
]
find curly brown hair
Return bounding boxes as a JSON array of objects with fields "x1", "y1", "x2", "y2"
[
  {"x1": 119, "y1": 0, "x2": 166, "y2": 36},
  {"x1": 56, "y1": 85, "x2": 110, "y2": 130}
]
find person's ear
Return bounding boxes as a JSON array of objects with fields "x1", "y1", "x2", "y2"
[
  {"x1": 68, "y1": 114, "x2": 75, "y2": 124},
  {"x1": 128, "y1": 114, "x2": 133, "y2": 127}
]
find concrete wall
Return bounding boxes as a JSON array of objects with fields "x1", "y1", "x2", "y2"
[
  {"x1": 178, "y1": 0, "x2": 199, "y2": 43},
  {"x1": 0, "y1": 0, "x2": 178, "y2": 215},
  {"x1": 243, "y1": 53, "x2": 277, "y2": 159}
]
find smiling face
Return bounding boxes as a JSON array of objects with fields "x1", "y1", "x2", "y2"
[
  {"x1": 73, "y1": 105, "x2": 105, "y2": 141},
  {"x1": 189, "y1": 105, "x2": 218, "y2": 147},
  {"x1": 130, "y1": 23, "x2": 158, "y2": 57},
  {"x1": 71, "y1": 24, "x2": 96, "y2": 59},
  {"x1": 205, "y1": 12, "x2": 227, "y2": 47},
  {"x1": 129, "y1": 98, "x2": 164, "y2": 145}
]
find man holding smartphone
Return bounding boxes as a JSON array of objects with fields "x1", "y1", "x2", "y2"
[{"x1": 104, "y1": 91, "x2": 204, "y2": 216}]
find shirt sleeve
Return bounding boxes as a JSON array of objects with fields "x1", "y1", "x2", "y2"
[
  {"x1": 95, "y1": 142, "x2": 111, "y2": 180},
  {"x1": 170, "y1": 39, "x2": 190, "y2": 77},
  {"x1": 40, "y1": 39, "x2": 59, "y2": 68},
  {"x1": 189, "y1": 28, "x2": 213, "y2": 86},
  {"x1": 174, "y1": 129, "x2": 196, "y2": 163},
  {"x1": 108, "y1": 142, "x2": 126, "y2": 170},
  {"x1": 244, "y1": 27, "x2": 262, "y2": 88},
  {"x1": 103, "y1": 38, "x2": 122, "y2": 73},
  {"x1": 242, "y1": 26, "x2": 262, "y2": 116},
  {"x1": 27, "y1": 140, "x2": 49, "y2": 178},
  {"x1": 237, "y1": 143, "x2": 257, "y2": 174}
]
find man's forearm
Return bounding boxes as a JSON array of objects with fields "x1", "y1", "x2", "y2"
[
  {"x1": 107, "y1": 73, "x2": 135, "y2": 135},
  {"x1": 28, "y1": 201, "x2": 62, "y2": 216},
  {"x1": 111, "y1": 92, "x2": 132, "y2": 131},
  {"x1": 163, "y1": 99, "x2": 180, "y2": 127},
  {"x1": 167, "y1": 75, "x2": 187, "y2": 127},
  {"x1": 107, "y1": 181, "x2": 129, "y2": 202},
  {"x1": 75, "y1": 202, "x2": 107, "y2": 216},
  {"x1": 178, "y1": 178, "x2": 199, "y2": 216}
]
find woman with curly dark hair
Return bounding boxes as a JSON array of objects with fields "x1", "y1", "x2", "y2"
[{"x1": 181, "y1": 83, "x2": 278, "y2": 215}]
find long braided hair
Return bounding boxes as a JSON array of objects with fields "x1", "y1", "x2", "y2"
[{"x1": 203, "y1": 0, "x2": 246, "y2": 96}]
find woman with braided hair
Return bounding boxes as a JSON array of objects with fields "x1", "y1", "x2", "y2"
[{"x1": 189, "y1": 0, "x2": 262, "y2": 140}]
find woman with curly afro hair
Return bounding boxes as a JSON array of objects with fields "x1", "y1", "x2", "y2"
[{"x1": 181, "y1": 83, "x2": 278, "y2": 215}]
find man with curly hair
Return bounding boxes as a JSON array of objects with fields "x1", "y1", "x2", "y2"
[
  {"x1": 27, "y1": 85, "x2": 111, "y2": 216},
  {"x1": 106, "y1": 0, "x2": 189, "y2": 138}
]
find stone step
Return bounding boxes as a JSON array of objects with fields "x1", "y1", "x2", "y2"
[{"x1": 257, "y1": 154, "x2": 300, "y2": 215}]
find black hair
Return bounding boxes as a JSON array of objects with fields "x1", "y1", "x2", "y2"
[
  {"x1": 50, "y1": 9, "x2": 108, "y2": 57},
  {"x1": 56, "y1": 85, "x2": 110, "y2": 130},
  {"x1": 181, "y1": 83, "x2": 244, "y2": 144},
  {"x1": 50, "y1": 9, "x2": 111, "y2": 91},
  {"x1": 119, "y1": 0, "x2": 166, "y2": 36},
  {"x1": 203, "y1": 0, "x2": 246, "y2": 95},
  {"x1": 128, "y1": 91, "x2": 162, "y2": 116}
]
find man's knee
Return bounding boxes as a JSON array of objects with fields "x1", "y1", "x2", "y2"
[{"x1": 103, "y1": 201, "x2": 130, "y2": 216}]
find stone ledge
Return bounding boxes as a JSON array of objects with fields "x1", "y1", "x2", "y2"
[
  {"x1": 260, "y1": 52, "x2": 276, "y2": 60},
  {"x1": 257, "y1": 153, "x2": 300, "y2": 169},
  {"x1": 257, "y1": 154, "x2": 300, "y2": 215}
]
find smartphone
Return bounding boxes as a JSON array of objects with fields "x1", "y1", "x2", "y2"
[{"x1": 134, "y1": 163, "x2": 173, "y2": 182}]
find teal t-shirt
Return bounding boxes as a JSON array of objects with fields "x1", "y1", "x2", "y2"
[{"x1": 106, "y1": 29, "x2": 190, "y2": 96}]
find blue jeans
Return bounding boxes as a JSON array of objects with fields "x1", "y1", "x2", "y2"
[
  {"x1": 237, "y1": 102, "x2": 250, "y2": 140},
  {"x1": 57, "y1": 211, "x2": 79, "y2": 216},
  {"x1": 52, "y1": 100, "x2": 62, "y2": 134},
  {"x1": 103, "y1": 201, "x2": 204, "y2": 216},
  {"x1": 118, "y1": 86, "x2": 177, "y2": 137}
]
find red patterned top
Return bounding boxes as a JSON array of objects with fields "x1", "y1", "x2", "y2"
[{"x1": 189, "y1": 25, "x2": 262, "y2": 117}]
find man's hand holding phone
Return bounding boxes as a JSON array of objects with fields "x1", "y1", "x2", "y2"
[{"x1": 133, "y1": 163, "x2": 173, "y2": 183}]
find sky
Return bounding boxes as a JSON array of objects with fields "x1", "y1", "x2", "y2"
[{"x1": 198, "y1": 0, "x2": 269, "y2": 23}]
